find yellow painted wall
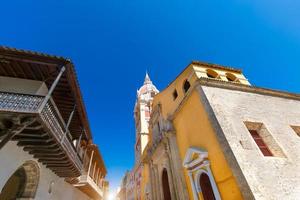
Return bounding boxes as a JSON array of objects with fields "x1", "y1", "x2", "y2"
[
  {"x1": 141, "y1": 163, "x2": 150, "y2": 200},
  {"x1": 173, "y1": 90, "x2": 243, "y2": 199},
  {"x1": 152, "y1": 63, "x2": 249, "y2": 120},
  {"x1": 152, "y1": 66, "x2": 197, "y2": 119},
  {"x1": 151, "y1": 64, "x2": 245, "y2": 199}
]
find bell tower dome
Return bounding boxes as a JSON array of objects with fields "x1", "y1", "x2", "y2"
[{"x1": 134, "y1": 72, "x2": 159, "y2": 164}]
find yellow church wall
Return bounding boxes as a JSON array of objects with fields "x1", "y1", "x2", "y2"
[
  {"x1": 151, "y1": 63, "x2": 245, "y2": 199},
  {"x1": 172, "y1": 90, "x2": 243, "y2": 200},
  {"x1": 152, "y1": 66, "x2": 197, "y2": 119},
  {"x1": 152, "y1": 63, "x2": 250, "y2": 120},
  {"x1": 140, "y1": 163, "x2": 150, "y2": 200},
  {"x1": 148, "y1": 63, "x2": 251, "y2": 199}
]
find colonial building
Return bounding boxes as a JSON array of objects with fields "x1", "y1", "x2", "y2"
[
  {"x1": 0, "y1": 47, "x2": 108, "y2": 199},
  {"x1": 119, "y1": 61, "x2": 300, "y2": 200},
  {"x1": 118, "y1": 73, "x2": 159, "y2": 200}
]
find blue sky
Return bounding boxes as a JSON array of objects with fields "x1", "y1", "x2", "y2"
[{"x1": 1, "y1": 0, "x2": 300, "y2": 193}]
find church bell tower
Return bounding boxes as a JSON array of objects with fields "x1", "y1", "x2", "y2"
[{"x1": 134, "y1": 73, "x2": 159, "y2": 164}]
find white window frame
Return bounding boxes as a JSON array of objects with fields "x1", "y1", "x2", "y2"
[{"x1": 183, "y1": 147, "x2": 221, "y2": 200}]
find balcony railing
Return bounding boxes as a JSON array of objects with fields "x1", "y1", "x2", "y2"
[
  {"x1": 40, "y1": 99, "x2": 83, "y2": 171},
  {"x1": 0, "y1": 91, "x2": 83, "y2": 175},
  {"x1": 78, "y1": 174, "x2": 104, "y2": 197},
  {"x1": 0, "y1": 92, "x2": 44, "y2": 113}
]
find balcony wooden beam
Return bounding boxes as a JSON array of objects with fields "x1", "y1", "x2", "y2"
[
  {"x1": 23, "y1": 145, "x2": 60, "y2": 151},
  {"x1": 29, "y1": 149, "x2": 61, "y2": 154},
  {"x1": 34, "y1": 155, "x2": 68, "y2": 160},
  {"x1": 38, "y1": 160, "x2": 70, "y2": 164},
  {"x1": 0, "y1": 117, "x2": 36, "y2": 150}
]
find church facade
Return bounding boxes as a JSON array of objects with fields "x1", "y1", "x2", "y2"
[{"x1": 118, "y1": 61, "x2": 300, "y2": 200}]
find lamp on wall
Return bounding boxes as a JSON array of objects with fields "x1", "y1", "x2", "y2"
[{"x1": 48, "y1": 181, "x2": 55, "y2": 194}]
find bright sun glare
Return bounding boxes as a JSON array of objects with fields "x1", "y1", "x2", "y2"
[{"x1": 107, "y1": 192, "x2": 116, "y2": 200}]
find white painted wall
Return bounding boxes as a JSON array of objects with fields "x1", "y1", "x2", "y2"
[
  {"x1": 202, "y1": 86, "x2": 300, "y2": 200},
  {"x1": 0, "y1": 141, "x2": 91, "y2": 200},
  {"x1": 0, "y1": 76, "x2": 48, "y2": 95}
]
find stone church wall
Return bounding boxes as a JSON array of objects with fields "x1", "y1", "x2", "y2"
[{"x1": 202, "y1": 86, "x2": 300, "y2": 200}]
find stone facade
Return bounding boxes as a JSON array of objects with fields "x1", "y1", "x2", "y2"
[{"x1": 201, "y1": 85, "x2": 300, "y2": 200}]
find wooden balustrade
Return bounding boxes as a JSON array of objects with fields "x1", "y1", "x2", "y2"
[{"x1": 0, "y1": 91, "x2": 83, "y2": 177}]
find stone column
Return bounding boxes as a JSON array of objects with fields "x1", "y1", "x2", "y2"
[
  {"x1": 167, "y1": 133, "x2": 189, "y2": 200},
  {"x1": 154, "y1": 165, "x2": 162, "y2": 200},
  {"x1": 164, "y1": 141, "x2": 178, "y2": 200},
  {"x1": 149, "y1": 161, "x2": 157, "y2": 200}
]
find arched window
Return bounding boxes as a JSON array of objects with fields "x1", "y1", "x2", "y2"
[
  {"x1": 162, "y1": 168, "x2": 171, "y2": 200},
  {"x1": 172, "y1": 89, "x2": 178, "y2": 100},
  {"x1": 225, "y1": 73, "x2": 238, "y2": 82},
  {"x1": 199, "y1": 173, "x2": 216, "y2": 200},
  {"x1": 0, "y1": 160, "x2": 40, "y2": 199},
  {"x1": 183, "y1": 148, "x2": 221, "y2": 200},
  {"x1": 183, "y1": 80, "x2": 191, "y2": 93},
  {"x1": 206, "y1": 69, "x2": 219, "y2": 79}
]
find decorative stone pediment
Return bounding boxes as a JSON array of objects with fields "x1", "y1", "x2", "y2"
[
  {"x1": 183, "y1": 147, "x2": 208, "y2": 169},
  {"x1": 150, "y1": 104, "x2": 175, "y2": 154},
  {"x1": 151, "y1": 104, "x2": 174, "y2": 132},
  {"x1": 161, "y1": 118, "x2": 174, "y2": 133},
  {"x1": 183, "y1": 147, "x2": 221, "y2": 200}
]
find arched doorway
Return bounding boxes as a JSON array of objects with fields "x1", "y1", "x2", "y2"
[
  {"x1": 0, "y1": 160, "x2": 40, "y2": 200},
  {"x1": 162, "y1": 168, "x2": 171, "y2": 200},
  {"x1": 199, "y1": 173, "x2": 216, "y2": 200}
]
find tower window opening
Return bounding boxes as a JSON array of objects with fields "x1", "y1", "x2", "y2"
[
  {"x1": 172, "y1": 89, "x2": 178, "y2": 100},
  {"x1": 183, "y1": 80, "x2": 191, "y2": 93},
  {"x1": 225, "y1": 73, "x2": 238, "y2": 82},
  {"x1": 206, "y1": 69, "x2": 219, "y2": 79}
]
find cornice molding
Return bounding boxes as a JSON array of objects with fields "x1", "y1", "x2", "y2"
[
  {"x1": 168, "y1": 77, "x2": 300, "y2": 121},
  {"x1": 191, "y1": 61, "x2": 242, "y2": 73},
  {"x1": 198, "y1": 77, "x2": 300, "y2": 101}
]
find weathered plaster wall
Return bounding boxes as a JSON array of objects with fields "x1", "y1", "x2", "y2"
[
  {"x1": 202, "y1": 86, "x2": 300, "y2": 200},
  {"x1": 0, "y1": 141, "x2": 91, "y2": 200}
]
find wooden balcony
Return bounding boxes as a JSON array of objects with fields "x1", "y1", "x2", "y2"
[
  {"x1": 72, "y1": 173, "x2": 104, "y2": 200},
  {"x1": 0, "y1": 46, "x2": 106, "y2": 181},
  {"x1": 0, "y1": 91, "x2": 83, "y2": 177},
  {"x1": 66, "y1": 144, "x2": 106, "y2": 199}
]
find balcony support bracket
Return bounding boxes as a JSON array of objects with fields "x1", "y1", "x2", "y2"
[
  {"x1": 76, "y1": 132, "x2": 83, "y2": 151},
  {"x1": 38, "y1": 66, "x2": 66, "y2": 113},
  {"x1": 0, "y1": 117, "x2": 36, "y2": 150},
  {"x1": 61, "y1": 104, "x2": 76, "y2": 144}
]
